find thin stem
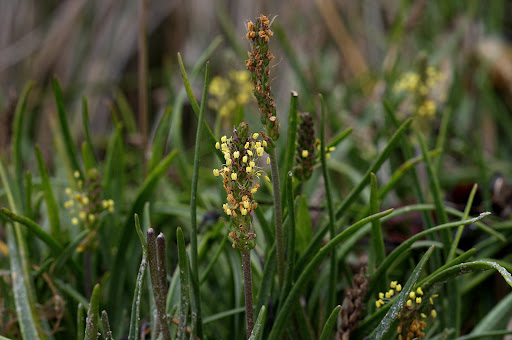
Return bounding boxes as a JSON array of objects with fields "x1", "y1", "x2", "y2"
[
  {"x1": 268, "y1": 148, "x2": 285, "y2": 287},
  {"x1": 241, "y1": 250, "x2": 254, "y2": 337}
]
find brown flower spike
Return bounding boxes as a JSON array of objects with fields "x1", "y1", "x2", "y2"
[{"x1": 246, "y1": 14, "x2": 279, "y2": 144}]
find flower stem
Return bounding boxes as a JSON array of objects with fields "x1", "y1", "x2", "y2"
[
  {"x1": 241, "y1": 250, "x2": 254, "y2": 337},
  {"x1": 268, "y1": 147, "x2": 285, "y2": 287}
]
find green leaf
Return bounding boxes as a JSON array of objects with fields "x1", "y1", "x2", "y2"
[
  {"x1": 52, "y1": 77, "x2": 82, "y2": 177},
  {"x1": 12, "y1": 81, "x2": 34, "y2": 201},
  {"x1": 35, "y1": 146, "x2": 63, "y2": 243},
  {"x1": 84, "y1": 283, "x2": 101, "y2": 340},
  {"x1": 6, "y1": 222, "x2": 41, "y2": 340},
  {"x1": 295, "y1": 195, "x2": 312, "y2": 255},
  {"x1": 267, "y1": 209, "x2": 394, "y2": 340},
  {"x1": 81, "y1": 96, "x2": 97, "y2": 168},
  {"x1": 249, "y1": 306, "x2": 266, "y2": 340},
  {"x1": 128, "y1": 215, "x2": 148, "y2": 340},
  {"x1": 176, "y1": 227, "x2": 190, "y2": 340},
  {"x1": 319, "y1": 305, "x2": 341, "y2": 340},
  {"x1": 369, "y1": 245, "x2": 435, "y2": 339}
]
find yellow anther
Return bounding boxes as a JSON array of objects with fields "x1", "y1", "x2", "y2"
[
  {"x1": 74, "y1": 170, "x2": 80, "y2": 178},
  {"x1": 71, "y1": 217, "x2": 79, "y2": 225},
  {"x1": 409, "y1": 292, "x2": 416, "y2": 299},
  {"x1": 88, "y1": 214, "x2": 95, "y2": 222},
  {"x1": 265, "y1": 176, "x2": 270, "y2": 183},
  {"x1": 379, "y1": 292, "x2": 384, "y2": 299},
  {"x1": 215, "y1": 142, "x2": 220, "y2": 149},
  {"x1": 244, "y1": 142, "x2": 249, "y2": 149},
  {"x1": 213, "y1": 169, "x2": 220, "y2": 177},
  {"x1": 249, "y1": 161, "x2": 255, "y2": 167},
  {"x1": 390, "y1": 281, "x2": 397, "y2": 289},
  {"x1": 251, "y1": 187, "x2": 258, "y2": 194},
  {"x1": 406, "y1": 299, "x2": 412, "y2": 307},
  {"x1": 65, "y1": 188, "x2": 72, "y2": 195},
  {"x1": 421, "y1": 313, "x2": 427, "y2": 319},
  {"x1": 266, "y1": 157, "x2": 270, "y2": 165},
  {"x1": 396, "y1": 284, "x2": 402, "y2": 292},
  {"x1": 416, "y1": 297, "x2": 421, "y2": 304},
  {"x1": 241, "y1": 208, "x2": 247, "y2": 216},
  {"x1": 388, "y1": 289, "x2": 394, "y2": 297},
  {"x1": 257, "y1": 147, "x2": 264, "y2": 156},
  {"x1": 416, "y1": 287, "x2": 424, "y2": 295},
  {"x1": 302, "y1": 150, "x2": 309, "y2": 158},
  {"x1": 243, "y1": 201, "x2": 250, "y2": 209},
  {"x1": 246, "y1": 167, "x2": 252, "y2": 173},
  {"x1": 221, "y1": 136, "x2": 227, "y2": 143},
  {"x1": 252, "y1": 133, "x2": 259, "y2": 139},
  {"x1": 262, "y1": 140, "x2": 267, "y2": 147},
  {"x1": 79, "y1": 212, "x2": 86, "y2": 220},
  {"x1": 231, "y1": 173, "x2": 237, "y2": 181},
  {"x1": 226, "y1": 159, "x2": 232, "y2": 166},
  {"x1": 255, "y1": 141, "x2": 261, "y2": 148},
  {"x1": 431, "y1": 309, "x2": 437, "y2": 318},
  {"x1": 233, "y1": 151, "x2": 240, "y2": 158},
  {"x1": 243, "y1": 156, "x2": 248, "y2": 163},
  {"x1": 247, "y1": 150, "x2": 253, "y2": 156}
]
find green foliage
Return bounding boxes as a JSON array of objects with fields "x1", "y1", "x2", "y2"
[{"x1": 2, "y1": 4, "x2": 512, "y2": 340}]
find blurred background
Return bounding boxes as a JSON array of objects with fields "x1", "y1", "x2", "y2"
[{"x1": 2, "y1": 0, "x2": 512, "y2": 198}]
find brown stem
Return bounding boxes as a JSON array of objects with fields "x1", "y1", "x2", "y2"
[{"x1": 241, "y1": 250, "x2": 254, "y2": 337}]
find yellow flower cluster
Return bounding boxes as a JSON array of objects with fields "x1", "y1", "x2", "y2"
[
  {"x1": 213, "y1": 124, "x2": 269, "y2": 250},
  {"x1": 209, "y1": 70, "x2": 254, "y2": 119},
  {"x1": 393, "y1": 66, "x2": 445, "y2": 120},
  {"x1": 376, "y1": 281, "x2": 438, "y2": 340},
  {"x1": 64, "y1": 170, "x2": 114, "y2": 227}
]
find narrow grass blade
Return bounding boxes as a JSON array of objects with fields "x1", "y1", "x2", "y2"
[
  {"x1": 77, "y1": 303, "x2": 85, "y2": 340},
  {"x1": 6, "y1": 222, "x2": 41, "y2": 340},
  {"x1": 0, "y1": 208, "x2": 62, "y2": 253},
  {"x1": 101, "y1": 310, "x2": 114, "y2": 340},
  {"x1": 448, "y1": 184, "x2": 478, "y2": 261},
  {"x1": 327, "y1": 127, "x2": 353, "y2": 149},
  {"x1": 369, "y1": 173, "x2": 385, "y2": 275},
  {"x1": 295, "y1": 119, "x2": 412, "y2": 277},
  {"x1": 369, "y1": 245, "x2": 435, "y2": 339},
  {"x1": 283, "y1": 91, "x2": 298, "y2": 181},
  {"x1": 458, "y1": 330, "x2": 512, "y2": 340},
  {"x1": 188, "y1": 61, "x2": 210, "y2": 339},
  {"x1": 35, "y1": 146, "x2": 63, "y2": 243},
  {"x1": 203, "y1": 307, "x2": 246, "y2": 324},
  {"x1": 148, "y1": 106, "x2": 172, "y2": 171},
  {"x1": 12, "y1": 81, "x2": 34, "y2": 200},
  {"x1": 84, "y1": 283, "x2": 101, "y2": 340},
  {"x1": 108, "y1": 150, "x2": 178, "y2": 310},
  {"x1": 249, "y1": 305, "x2": 266, "y2": 340},
  {"x1": 320, "y1": 94, "x2": 337, "y2": 314},
  {"x1": 81, "y1": 96, "x2": 97, "y2": 167},
  {"x1": 52, "y1": 77, "x2": 82, "y2": 177},
  {"x1": 128, "y1": 215, "x2": 148, "y2": 340},
  {"x1": 370, "y1": 213, "x2": 490, "y2": 293},
  {"x1": 319, "y1": 305, "x2": 341, "y2": 340},
  {"x1": 200, "y1": 233, "x2": 228, "y2": 285},
  {"x1": 267, "y1": 209, "x2": 394, "y2": 340},
  {"x1": 114, "y1": 89, "x2": 137, "y2": 133},
  {"x1": 335, "y1": 118, "x2": 412, "y2": 220},
  {"x1": 420, "y1": 260, "x2": 512, "y2": 292},
  {"x1": 417, "y1": 133, "x2": 451, "y2": 255},
  {"x1": 176, "y1": 227, "x2": 190, "y2": 340},
  {"x1": 177, "y1": 53, "x2": 222, "y2": 162},
  {"x1": 280, "y1": 172, "x2": 296, "y2": 306}
]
